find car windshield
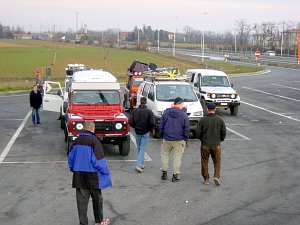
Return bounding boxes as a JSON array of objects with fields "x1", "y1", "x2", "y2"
[
  {"x1": 201, "y1": 75, "x2": 230, "y2": 87},
  {"x1": 156, "y1": 84, "x2": 198, "y2": 102},
  {"x1": 72, "y1": 90, "x2": 120, "y2": 104}
]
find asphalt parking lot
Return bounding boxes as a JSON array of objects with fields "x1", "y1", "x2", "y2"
[{"x1": 0, "y1": 66, "x2": 300, "y2": 225}]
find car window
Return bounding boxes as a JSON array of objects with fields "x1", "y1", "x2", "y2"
[
  {"x1": 72, "y1": 90, "x2": 120, "y2": 104},
  {"x1": 156, "y1": 84, "x2": 197, "y2": 102}
]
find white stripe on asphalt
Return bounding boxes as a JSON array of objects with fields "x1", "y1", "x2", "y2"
[
  {"x1": 241, "y1": 100, "x2": 300, "y2": 122},
  {"x1": 0, "y1": 110, "x2": 31, "y2": 164},
  {"x1": 243, "y1": 87, "x2": 300, "y2": 102},
  {"x1": 226, "y1": 127, "x2": 250, "y2": 140},
  {"x1": 130, "y1": 133, "x2": 152, "y2": 161},
  {"x1": 271, "y1": 83, "x2": 300, "y2": 91},
  {"x1": 0, "y1": 94, "x2": 28, "y2": 97}
]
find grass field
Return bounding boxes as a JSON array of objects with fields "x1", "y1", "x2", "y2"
[{"x1": 0, "y1": 39, "x2": 262, "y2": 91}]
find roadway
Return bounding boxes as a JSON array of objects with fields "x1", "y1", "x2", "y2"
[{"x1": 0, "y1": 67, "x2": 300, "y2": 225}]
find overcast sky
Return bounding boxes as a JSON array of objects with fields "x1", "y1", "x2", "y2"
[{"x1": 1, "y1": 0, "x2": 299, "y2": 33}]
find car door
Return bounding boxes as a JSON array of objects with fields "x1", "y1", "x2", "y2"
[{"x1": 43, "y1": 81, "x2": 63, "y2": 112}]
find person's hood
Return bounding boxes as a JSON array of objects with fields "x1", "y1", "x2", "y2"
[{"x1": 165, "y1": 107, "x2": 183, "y2": 118}]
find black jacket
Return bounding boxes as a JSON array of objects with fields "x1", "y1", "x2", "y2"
[
  {"x1": 29, "y1": 90, "x2": 42, "y2": 109},
  {"x1": 129, "y1": 105, "x2": 155, "y2": 135},
  {"x1": 196, "y1": 113, "x2": 226, "y2": 146}
]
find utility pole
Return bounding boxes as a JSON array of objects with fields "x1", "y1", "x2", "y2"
[
  {"x1": 173, "y1": 31, "x2": 176, "y2": 56},
  {"x1": 280, "y1": 22, "x2": 285, "y2": 56},
  {"x1": 76, "y1": 12, "x2": 78, "y2": 32}
]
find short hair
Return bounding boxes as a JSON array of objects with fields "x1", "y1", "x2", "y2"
[
  {"x1": 140, "y1": 97, "x2": 147, "y2": 105},
  {"x1": 84, "y1": 120, "x2": 95, "y2": 130}
]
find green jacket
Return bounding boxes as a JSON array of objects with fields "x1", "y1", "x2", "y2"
[{"x1": 196, "y1": 113, "x2": 226, "y2": 146}]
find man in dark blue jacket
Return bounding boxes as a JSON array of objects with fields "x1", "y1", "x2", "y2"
[
  {"x1": 68, "y1": 120, "x2": 112, "y2": 225},
  {"x1": 159, "y1": 97, "x2": 190, "y2": 182},
  {"x1": 29, "y1": 84, "x2": 42, "y2": 125}
]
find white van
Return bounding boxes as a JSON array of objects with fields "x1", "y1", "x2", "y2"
[{"x1": 136, "y1": 73, "x2": 203, "y2": 138}]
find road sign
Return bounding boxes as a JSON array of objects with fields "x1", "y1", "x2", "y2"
[{"x1": 255, "y1": 51, "x2": 261, "y2": 58}]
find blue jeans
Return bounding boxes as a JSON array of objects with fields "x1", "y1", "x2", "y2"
[
  {"x1": 32, "y1": 107, "x2": 40, "y2": 124},
  {"x1": 136, "y1": 132, "x2": 149, "y2": 167}
]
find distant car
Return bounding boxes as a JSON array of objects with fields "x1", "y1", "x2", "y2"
[{"x1": 264, "y1": 51, "x2": 276, "y2": 56}]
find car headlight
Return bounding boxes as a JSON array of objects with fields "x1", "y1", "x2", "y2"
[
  {"x1": 76, "y1": 123, "x2": 84, "y2": 130},
  {"x1": 193, "y1": 111, "x2": 203, "y2": 117},
  {"x1": 115, "y1": 123, "x2": 123, "y2": 130},
  {"x1": 231, "y1": 94, "x2": 236, "y2": 99},
  {"x1": 157, "y1": 111, "x2": 163, "y2": 116},
  {"x1": 211, "y1": 94, "x2": 216, "y2": 99}
]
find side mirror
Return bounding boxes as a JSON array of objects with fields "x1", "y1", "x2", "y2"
[
  {"x1": 231, "y1": 83, "x2": 234, "y2": 88},
  {"x1": 196, "y1": 92, "x2": 201, "y2": 99},
  {"x1": 148, "y1": 92, "x2": 153, "y2": 101},
  {"x1": 194, "y1": 83, "x2": 199, "y2": 88},
  {"x1": 57, "y1": 90, "x2": 63, "y2": 97},
  {"x1": 63, "y1": 101, "x2": 68, "y2": 113}
]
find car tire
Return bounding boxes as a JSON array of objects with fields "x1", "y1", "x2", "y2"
[
  {"x1": 119, "y1": 140, "x2": 130, "y2": 156},
  {"x1": 153, "y1": 128, "x2": 162, "y2": 139},
  {"x1": 201, "y1": 99, "x2": 208, "y2": 115},
  {"x1": 230, "y1": 105, "x2": 238, "y2": 116},
  {"x1": 66, "y1": 139, "x2": 72, "y2": 154}
]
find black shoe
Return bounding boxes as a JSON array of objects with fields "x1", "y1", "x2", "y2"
[
  {"x1": 172, "y1": 174, "x2": 180, "y2": 182},
  {"x1": 161, "y1": 171, "x2": 167, "y2": 180},
  {"x1": 37, "y1": 122, "x2": 42, "y2": 124}
]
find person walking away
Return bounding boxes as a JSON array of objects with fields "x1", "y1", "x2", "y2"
[
  {"x1": 159, "y1": 97, "x2": 190, "y2": 182},
  {"x1": 68, "y1": 120, "x2": 112, "y2": 225},
  {"x1": 29, "y1": 84, "x2": 43, "y2": 125},
  {"x1": 129, "y1": 97, "x2": 155, "y2": 173},
  {"x1": 195, "y1": 103, "x2": 226, "y2": 186}
]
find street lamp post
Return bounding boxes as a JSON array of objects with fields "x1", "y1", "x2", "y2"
[
  {"x1": 280, "y1": 22, "x2": 285, "y2": 56},
  {"x1": 173, "y1": 30, "x2": 176, "y2": 56},
  {"x1": 202, "y1": 30, "x2": 205, "y2": 61},
  {"x1": 157, "y1": 29, "x2": 160, "y2": 52}
]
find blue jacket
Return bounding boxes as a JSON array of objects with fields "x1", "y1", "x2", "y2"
[
  {"x1": 159, "y1": 106, "x2": 190, "y2": 141},
  {"x1": 68, "y1": 131, "x2": 112, "y2": 189}
]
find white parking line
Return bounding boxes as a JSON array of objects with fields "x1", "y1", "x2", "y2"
[
  {"x1": 241, "y1": 100, "x2": 300, "y2": 122},
  {"x1": 272, "y1": 83, "x2": 300, "y2": 91},
  {"x1": 226, "y1": 127, "x2": 250, "y2": 140},
  {"x1": 0, "y1": 110, "x2": 31, "y2": 164},
  {"x1": 243, "y1": 87, "x2": 300, "y2": 102},
  {"x1": 130, "y1": 133, "x2": 152, "y2": 161}
]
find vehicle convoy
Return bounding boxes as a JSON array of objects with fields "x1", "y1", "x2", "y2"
[
  {"x1": 137, "y1": 72, "x2": 203, "y2": 138},
  {"x1": 185, "y1": 69, "x2": 240, "y2": 116},
  {"x1": 43, "y1": 70, "x2": 131, "y2": 156},
  {"x1": 123, "y1": 61, "x2": 153, "y2": 112}
]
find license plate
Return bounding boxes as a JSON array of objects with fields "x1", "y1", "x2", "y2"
[{"x1": 220, "y1": 103, "x2": 227, "y2": 106}]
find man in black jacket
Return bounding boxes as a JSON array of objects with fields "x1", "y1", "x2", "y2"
[
  {"x1": 129, "y1": 97, "x2": 155, "y2": 173},
  {"x1": 29, "y1": 84, "x2": 43, "y2": 125},
  {"x1": 196, "y1": 102, "x2": 226, "y2": 186}
]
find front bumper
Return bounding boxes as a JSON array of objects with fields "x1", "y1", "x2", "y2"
[
  {"x1": 68, "y1": 133, "x2": 130, "y2": 145},
  {"x1": 205, "y1": 100, "x2": 240, "y2": 108}
]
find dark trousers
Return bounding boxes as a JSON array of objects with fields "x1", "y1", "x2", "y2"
[
  {"x1": 76, "y1": 188, "x2": 103, "y2": 225},
  {"x1": 201, "y1": 144, "x2": 221, "y2": 180}
]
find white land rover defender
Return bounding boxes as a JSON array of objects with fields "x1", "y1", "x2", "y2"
[{"x1": 185, "y1": 69, "x2": 240, "y2": 116}]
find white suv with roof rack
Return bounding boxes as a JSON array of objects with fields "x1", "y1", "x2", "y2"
[
  {"x1": 136, "y1": 72, "x2": 203, "y2": 138},
  {"x1": 185, "y1": 69, "x2": 240, "y2": 116}
]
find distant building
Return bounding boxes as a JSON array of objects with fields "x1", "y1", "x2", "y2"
[{"x1": 13, "y1": 33, "x2": 33, "y2": 40}]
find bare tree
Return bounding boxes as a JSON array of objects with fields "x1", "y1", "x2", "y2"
[{"x1": 235, "y1": 19, "x2": 252, "y2": 51}]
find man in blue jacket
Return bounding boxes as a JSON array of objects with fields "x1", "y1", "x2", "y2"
[
  {"x1": 68, "y1": 120, "x2": 112, "y2": 225},
  {"x1": 159, "y1": 97, "x2": 190, "y2": 182}
]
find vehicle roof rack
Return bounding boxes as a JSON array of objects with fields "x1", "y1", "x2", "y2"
[{"x1": 143, "y1": 71, "x2": 187, "y2": 82}]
